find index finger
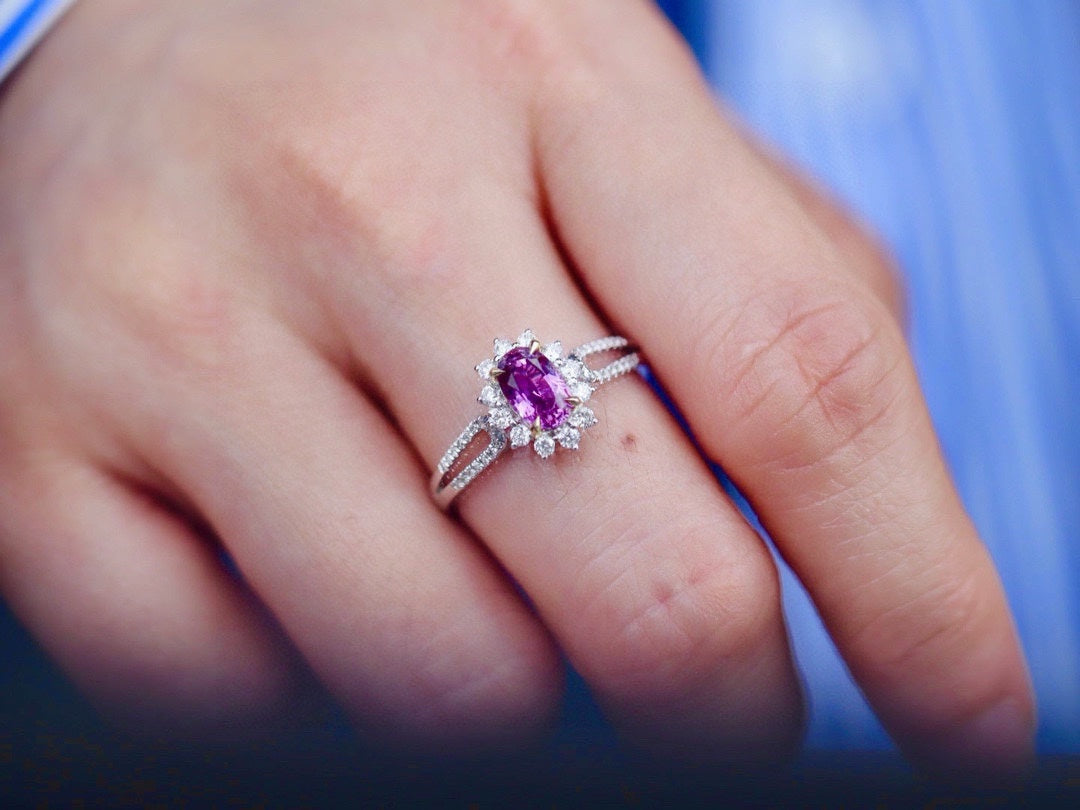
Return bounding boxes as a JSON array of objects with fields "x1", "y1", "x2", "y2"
[{"x1": 533, "y1": 0, "x2": 1034, "y2": 776}]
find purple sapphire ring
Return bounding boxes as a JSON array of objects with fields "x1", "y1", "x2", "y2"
[{"x1": 430, "y1": 329, "x2": 640, "y2": 509}]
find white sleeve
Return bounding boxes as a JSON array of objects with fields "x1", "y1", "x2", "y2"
[{"x1": 0, "y1": 0, "x2": 78, "y2": 83}]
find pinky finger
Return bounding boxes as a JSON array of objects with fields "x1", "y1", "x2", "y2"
[{"x1": 0, "y1": 454, "x2": 295, "y2": 734}]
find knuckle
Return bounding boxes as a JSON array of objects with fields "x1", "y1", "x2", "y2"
[
  {"x1": 15, "y1": 195, "x2": 252, "y2": 409},
  {"x1": 19, "y1": 142, "x2": 249, "y2": 377},
  {"x1": 265, "y1": 124, "x2": 480, "y2": 319},
  {"x1": 584, "y1": 530, "x2": 780, "y2": 703},
  {"x1": 95, "y1": 260, "x2": 246, "y2": 375},
  {"x1": 464, "y1": 0, "x2": 578, "y2": 76},
  {"x1": 858, "y1": 566, "x2": 991, "y2": 679},
  {"x1": 719, "y1": 282, "x2": 907, "y2": 471}
]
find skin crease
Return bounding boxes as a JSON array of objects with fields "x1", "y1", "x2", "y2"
[{"x1": 0, "y1": 0, "x2": 1034, "y2": 778}]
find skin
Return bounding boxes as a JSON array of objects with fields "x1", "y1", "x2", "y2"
[{"x1": 0, "y1": 0, "x2": 1034, "y2": 775}]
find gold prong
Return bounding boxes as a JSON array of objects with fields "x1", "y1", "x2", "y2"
[
  {"x1": 532, "y1": 418, "x2": 542, "y2": 436},
  {"x1": 529, "y1": 339, "x2": 542, "y2": 354},
  {"x1": 566, "y1": 396, "x2": 582, "y2": 408},
  {"x1": 489, "y1": 367, "x2": 505, "y2": 379}
]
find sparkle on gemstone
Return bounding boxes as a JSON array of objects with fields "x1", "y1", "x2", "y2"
[{"x1": 497, "y1": 345, "x2": 574, "y2": 431}]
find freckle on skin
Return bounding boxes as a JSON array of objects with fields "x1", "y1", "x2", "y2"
[{"x1": 622, "y1": 433, "x2": 637, "y2": 451}]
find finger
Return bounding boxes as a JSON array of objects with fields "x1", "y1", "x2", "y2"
[
  {"x1": 0, "y1": 452, "x2": 293, "y2": 734},
  {"x1": 105, "y1": 314, "x2": 561, "y2": 750},
  {"x1": 532, "y1": 2, "x2": 1033, "y2": 775},
  {"x1": 742, "y1": 134, "x2": 907, "y2": 325},
  {"x1": 314, "y1": 171, "x2": 804, "y2": 763}
]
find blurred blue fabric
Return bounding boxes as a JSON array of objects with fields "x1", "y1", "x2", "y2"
[{"x1": 666, "y1": 0, "x2": 1079, "y2": 754}]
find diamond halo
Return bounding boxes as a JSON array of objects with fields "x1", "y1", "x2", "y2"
[
  {"x1": 430, "y1": 329, "x2": 639, "y2": 509},
  {"x1": 475, "y1": 329, "x2": 598, "y2": 458}
]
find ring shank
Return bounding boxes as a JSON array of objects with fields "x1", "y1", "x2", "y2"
[{"x1": 430, "y1": 415, "x2": 507, "y2": 510}]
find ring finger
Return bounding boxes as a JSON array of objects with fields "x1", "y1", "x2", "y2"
[{"x1": 326, "y1": 176, "x2": 804, "y2": 763}]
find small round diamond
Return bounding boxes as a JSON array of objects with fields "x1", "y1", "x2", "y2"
[
  {"x1": 478, "y1": 385, "x2": 501, "y2": 407},
  {"x1": 554, "y1": 425, "x2": 581, "y2": 449},
  {"x1": 489, "y1": 407, "x2": 514, "y2": 429},
  {"x1": 569, "y1": 380, "x2": 593, "y2": 402},
  {"x1": 509, "y1": 424, "x2": 531, "y2": 448},
  {"x1": 560, "y1": 359, "x2": 587, "y2": 381},
  {"x1": 568, "y1": 406, "x2": 597, "y2": 429},
  {"x1": 533, "y1": 434, "x2": 555, "y2": 458}
]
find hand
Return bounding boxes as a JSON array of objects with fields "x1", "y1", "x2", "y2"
[{"x1": 0, "y1": 0, "x2": 1033, "y2": 773}]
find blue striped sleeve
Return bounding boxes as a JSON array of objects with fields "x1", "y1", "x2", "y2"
[{"x1": 0, "y1": 0, "x2": 77, "y2": 82}]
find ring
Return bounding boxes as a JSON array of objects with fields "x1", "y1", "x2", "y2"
[{"x1": 430, "y1": 329, "x2": 640, "y2": 509}]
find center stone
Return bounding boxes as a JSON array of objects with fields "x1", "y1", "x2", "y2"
[{"x1": 497, "y1": 346, "x2": 573, "y2": 431}]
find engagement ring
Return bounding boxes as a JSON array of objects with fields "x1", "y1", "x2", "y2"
[{"x1": 430, "y1": 329, "x2": 640, "y2": 509}]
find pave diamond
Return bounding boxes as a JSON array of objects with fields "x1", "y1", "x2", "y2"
[
  {"x1": 497, "y1": 345, "x2": 574, "y2": 431},
  {"x1": 533, "y1": 433, "x2": 555, "y2": 458},
  {"x1": 475, "y1": 359, "x2": 496, "y2": 379},
  {"x1": 434, "y1": 415, "x2": 507, "y2": 493},
  {"x1": 494, "y1": 338, "x2": 513, "y2": 356}
]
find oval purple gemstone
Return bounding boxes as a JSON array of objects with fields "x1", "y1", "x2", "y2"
[{"x1": 496, "y1": 346, "x2": 573, "y2": 431}]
